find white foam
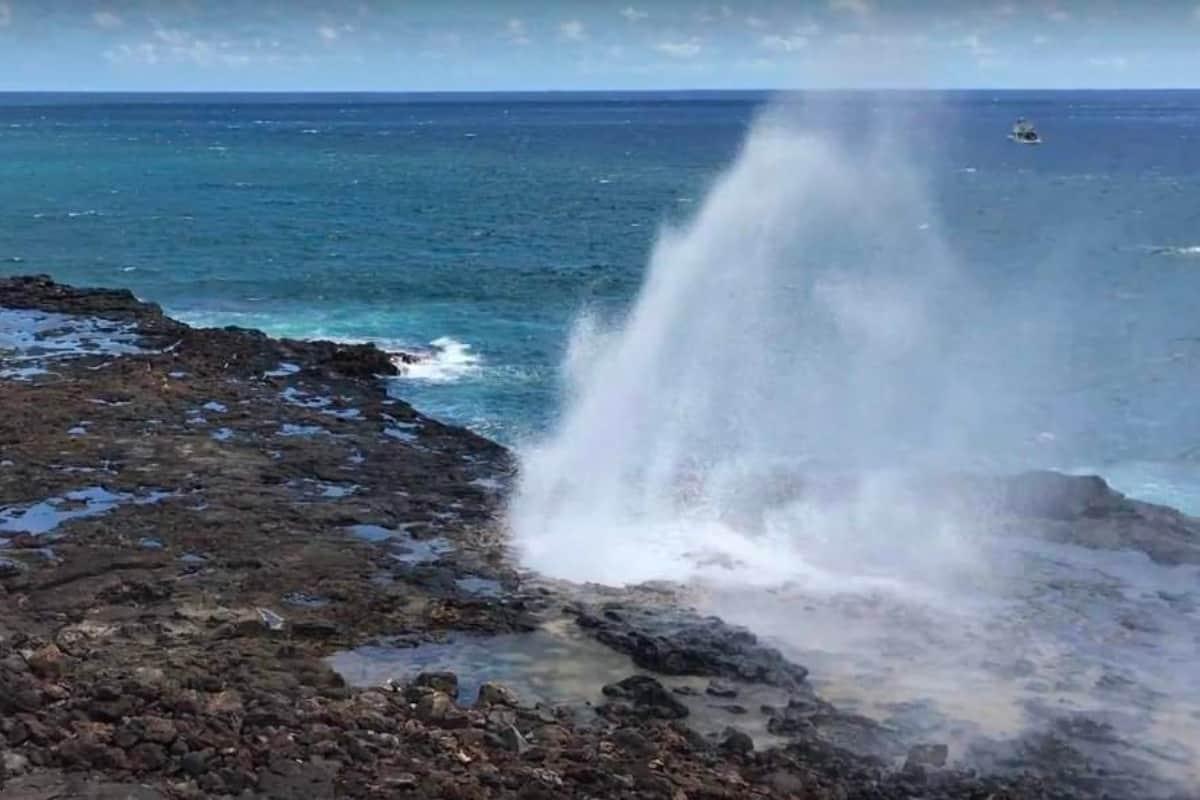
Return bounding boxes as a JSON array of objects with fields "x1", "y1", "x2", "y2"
[
  {"x1": 394, "y1": 337, "x2": 481, "y2": 383},
  {"x1": 1153, "y1": 245, "x2": 1200, "y2": 257}
]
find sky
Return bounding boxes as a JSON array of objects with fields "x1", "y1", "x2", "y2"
[{"x1": 2, "y1": 1, "x2": 1200, "y2": 91}]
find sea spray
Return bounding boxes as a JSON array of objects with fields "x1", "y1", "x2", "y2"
[
  {"x1": 507, "y1": 103, "x2": 1200, "y2": 794},
  {"x1": 509, "y1": 105, "x2": 979, "y2": 589}
]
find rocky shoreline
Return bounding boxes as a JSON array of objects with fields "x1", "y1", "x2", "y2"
[{"x1": 0, "y1": 275, "x2": 1190, "y2": 799}]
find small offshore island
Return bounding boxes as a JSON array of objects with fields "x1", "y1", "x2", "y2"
[{"x1": 0, "y1": 275, "x2": 1196, "y2": 800}]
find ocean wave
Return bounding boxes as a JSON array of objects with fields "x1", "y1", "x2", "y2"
[
  {"x1": 394, "y1": 337, "x2": 481, "y2": 383},
  {"x1": 1152, "y1": 245, "x2": 1200, "y2": 257}
]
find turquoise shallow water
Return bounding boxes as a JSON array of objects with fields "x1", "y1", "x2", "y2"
[{"x1": 5, "y1": 91, "x2": 1200, "y2": 509}]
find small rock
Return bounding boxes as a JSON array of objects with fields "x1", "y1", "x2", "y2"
[
  {"x1": 24, "y1": 643, "x2": 65, "y2": 678},
  {"x1": 413, "y1": 671, "x2": 458, "y2": 698},
  {"x1": 129, "y1": 741, "x2": 168, "y2": 772},
  {"x1": 138, "y1": 715, "x2": 178, "y2": 745},
  {"x1": 291, "y1": 621, "x2": 338, "y2": 639},
  {"x1": 385, "y1": 772, "x2": 419, "y2": 789},
  {"x1": 498, "y1": 725, "x2": 529, "y2": 753},
  {"x1": 476, "y1": 681, "x2": 519, "y2": 708},
  {"x1": 415, "y1": 691, "x2": 454, "y2": 722},
  {"x1": 905, "y1": 742, "x2": 949, "y2": 769},
  {"x1": 767, "y1": 770, "x2": 807, "y2": 794},
  {"x1": 719, "y1": 727, "x2": 754, "y2": 755},
  {"x1": 601, "y1": 675, "x2": 689, "y2": 720},
  {"x1": 1, "y1": 750, "x2": 30, "y2": 775},
  {"x1": 256, "y1": 608, "x2": 286, "y2": 631},
  {"x1": 705, "y1": 680, "x2": 738, "y2": 699},
  {"x1": 610, "y1": 728, "x2": 655, "y2": 757},
  {"x1": 181, "y1": 749, "x2": 210, "y2": 776}
]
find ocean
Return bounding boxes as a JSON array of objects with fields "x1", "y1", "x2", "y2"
[
  {"x1": 4, "y1": 90, "x2": 1200, "y2": 510},
  {"x1": 7, "y1": 91, "x2": 1200, "y2": 792}
]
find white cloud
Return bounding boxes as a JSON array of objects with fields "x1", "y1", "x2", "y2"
[
  {"x1": 957, "y1": 33, "x2": 996, "y2": 58},
  {"x1": 1033, "y1": 33, "x2": 1051, "y2": 45},
  {"x1": 1088, "y1": 55, "x2": 1129, "y2": 69},
  {"x1": 560, "y1": 19, "x2": 587, "y2": 41},
  {"x1": 654, "y1": 38, "x2": 702, "y2": 58},
  {"x1": 92, "y1": 10, "x2": 123, "y2": 30},
  {"x1": 504, "y1": 18, "x2": 530, "y2": 45},
  {"x1": 761, "y1": 33, "x2": 808, "y2": 53},
  {"x1": 829, "y1": 0, "x2": 872, "y2": 17},
  {"x1": 1048, "y1": 8, "x2": 1070, "y2": 22},
  {"x1": 619, "y1": 6, "x2": 648, "y2": 23},
  {"x1": 317, "y1": 25, "x2": 339, "y2": 42},
  {"x1": 0, "y1": 2, "x2": 11, "y2": 27},
  {"x1": 745, "y1": 16, "x2": 768, "y2": 29},
  {"x1": 104, "y1": 28, "x2": 257, "y2": 68}
]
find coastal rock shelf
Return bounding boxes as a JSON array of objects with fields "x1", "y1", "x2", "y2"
[{"x1": 0, "y1": 276, "x2": 1192, "y2": 799}]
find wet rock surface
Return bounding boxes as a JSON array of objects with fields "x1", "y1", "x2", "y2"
[
  {"x1": 574, "y1": 602, "x2": 810, "y2": 688},
  {"x1": 0, "y1": 277, "x2": 1189, "y2": 799}
]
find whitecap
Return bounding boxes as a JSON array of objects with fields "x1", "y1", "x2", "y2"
[
  {"x1": 394, "y1": 337, "x2": 481, "y2": 383},
  {"x1": 1153, "y1": 245, "x2": 1200, "y2": 257}
]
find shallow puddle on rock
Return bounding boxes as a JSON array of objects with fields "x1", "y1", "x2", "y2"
[
  {"x1": 282, "y1": 591, "x2": 330, "y2": 609},
  {"x1": 346, "y1": 524, "x2": 452, "y2": 564},
  {"x1": 278, "y1": 423, "x2": 327, "y2": 437},
  {"x1": 281, "y1": 386, "x2": 331, "y2": 409},
  {"x1": 291, "y1": 480, "x2": 358, "y2": 500},
  {"x1": 455, "y1": 576, "x2": 503, "y2": 596},
  {"x1": 328, "y1": 617, "x2": 794, "y2": 746},
  {"x1": 0, "y1": 309, "x2": 146, "y2": 380},
  {"x1": 264, "y1": 362, "x2": 301, "y2": 378},
  {"x1": 0, "y1": 487, "x2": 172, "y2": 536}
]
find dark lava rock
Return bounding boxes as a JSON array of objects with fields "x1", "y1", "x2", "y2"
[
  {"x1": 705, "y1": 679, "x2": 738, "y2": 698},
  {"x1": 180, "y1": 750, "x2": 209, "y2": 777},
  {"x1": 127, "y1": 742, "x2": 168, "y2": 773},
  {"x1": 600, "y1": 675, "x2": 689, "y2": 720},
  {"x1": 283, "y1": 338, "x2": 399, "y2": 378},
  {"x1": 610, "y1": 728, "x2": 655, "y2": 757},
  {"x1": 576, "y1": 604, "x2": 809, "y2": 689},
  {"x1": 905, "y1": 742, "x2": 949, "y2": 769},
  {"x1": 476, "y1": 681, "x2": 519, "y2": 708},
  {"x1": 719, "y1": 727, "x2": 754, "y2": 755},
  {"x1": 413, "y1": 671, "x2": 459, "y2": 698},
  {"x1": 1000, "y1": 471, "x2": 1129, "y2": 519},
  {"x1": 975, "y1": 471, "x2": 1200, "y2": 565}
]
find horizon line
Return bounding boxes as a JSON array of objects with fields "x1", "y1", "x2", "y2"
[{"x1": 2, "y1": 87, "x2": 1200, "y2": 98}]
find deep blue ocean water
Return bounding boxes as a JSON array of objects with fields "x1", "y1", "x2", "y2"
[{"x1": 5, "y1": 91, "x2": 1200, "y2": 509}]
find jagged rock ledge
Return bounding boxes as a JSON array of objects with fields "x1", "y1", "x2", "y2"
[{"x1": 0, "y1": 276, "x2": 1159, "y2": 799}]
